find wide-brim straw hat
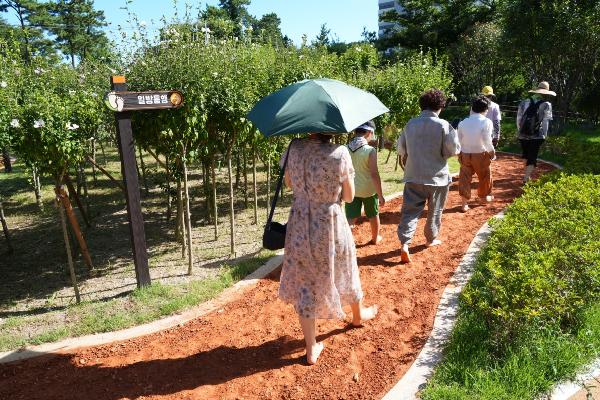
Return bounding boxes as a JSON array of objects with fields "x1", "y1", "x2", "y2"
[{"x1": 529, "y1": 81, "x2": 556, "y2": 96}]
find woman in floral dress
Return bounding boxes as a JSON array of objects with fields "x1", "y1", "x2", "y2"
[{"x1": 279, "y1": 133, "x2": 378, "y2": 365}]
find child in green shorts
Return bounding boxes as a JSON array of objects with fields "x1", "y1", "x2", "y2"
[{"x1": 345, "y1": 120, "x2": 386, "y2": 244}]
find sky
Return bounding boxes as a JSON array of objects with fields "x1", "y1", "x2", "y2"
[{"x1": 95, "y1": 0, "x2": 379, "y2": 46}]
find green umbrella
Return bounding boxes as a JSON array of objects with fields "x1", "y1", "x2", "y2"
[{"x1": 247, "y1": 78, "x2": 389, "y2": 137}]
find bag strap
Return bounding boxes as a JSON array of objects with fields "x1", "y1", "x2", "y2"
[{"x1": 266, "y1": 139, "x2": 297, "y2": 226}]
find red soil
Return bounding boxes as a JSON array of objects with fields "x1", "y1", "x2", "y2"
[{"x1": 0, "y1": 154, "x2": 553, "y2": 400}]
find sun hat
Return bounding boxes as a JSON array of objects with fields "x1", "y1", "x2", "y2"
[
  {"x1": 355, "y1": 120, "x2": 376, "y2": 132},
  {"x1": 481, "y1": 86, "x2": 494, "y2": 96},
  {"x1": 529, "y1": 81, "x2": 556, "y2": 96}
]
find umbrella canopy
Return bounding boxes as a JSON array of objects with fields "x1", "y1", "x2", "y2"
[{"x1": 247, "y1": 78, "x2": 389, "y2": 137}]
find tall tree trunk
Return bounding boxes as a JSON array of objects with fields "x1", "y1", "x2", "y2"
[
  {"x1": 183, "y1": 158, "x2": 194, "y2": 274},
  {"x1": 266, "y1": 157, "x2": 271, "y2": 222},
  {"x1": 176, "y1": 179, "x2": 184, "y2": 250},
  {"x1": 138, "y1": 145, "x2": 149, "y2": 196},
  {"x1": 91, "y1": 139, "x2": 97, "y2": 183},
  {"x1": 253, "y1": 147, "x2": 258, "y2": 225},
  {"x1": 212, "y1": 159, "x2": 218, "y2": 241},
  {"x1": 2, "y1": 148, "x2": 12, "y2": 173},
  {"x1": 243, "y1": 146, "x2": 248, "y2": 208},
  {"x1": 227, "y1": 151, "x2": 236, "y2": 257},
  {"x1": 55, "y1": 186, "x2": 94, "y2": 270},
  {"x1": 235, "y1": 149, "x2": 241, "y2": 190},
  {"x1": 32, "y1": 165, "x2": 43, "y2": 210},
  {"x1": 99, "y1": 140, "x2": 107, "y2": 164},
  {"x1": 0, "y1": 197, "x2": 13, "y2": 254},
  {"x1": 202, "y1": 161, "x2": 211, "y2": 224},
  {"x1": 80, "y1": 163, "x2": 90, "y2": 219},
  {"x1": 58, "y1": 196, "x2": 81, "y2": 303},
  {"x1": 165, "y1": 156, "x2": 172, "y2": 220}
]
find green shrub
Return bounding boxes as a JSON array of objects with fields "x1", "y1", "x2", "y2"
[{"x1": 461, "y1": 174, "x2": 600, "y2": 345}]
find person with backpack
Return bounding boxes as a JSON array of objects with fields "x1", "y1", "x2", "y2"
[
  {"x1": 516, "y1": 81, "x2": 556, "y2": 182},
  {"x1": 345, "y1": 120, "x2": 386, "y2": 245}
]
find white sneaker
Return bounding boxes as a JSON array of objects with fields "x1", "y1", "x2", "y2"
[{"x1": 485, "y1": 195, "x2": 494, "y2": 202}]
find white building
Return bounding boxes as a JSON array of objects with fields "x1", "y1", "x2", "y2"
[{"x1": 378, "y1": 0, "x2": 402, "y2": 39}]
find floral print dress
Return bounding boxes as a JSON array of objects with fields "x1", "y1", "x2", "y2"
[{"x1": 279, "y1": 138, "x2": 363, "y2": 319}]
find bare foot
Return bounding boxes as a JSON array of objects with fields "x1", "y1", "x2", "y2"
[
  {"x1": 352, "y1": 305, "x2": 379, "y2": 327},
  {"x1": 370, "y1": 235, "x2": 383, "y2": 245},
  {"x1": 427, "y1": 239, "x2": 442, "y2": 247},
  {"x1": 307, "y1": 342, "x2": 324, "y2": 365},
  {"x1": 400, "y1": 247, "x2": 411, "y2": 263}
]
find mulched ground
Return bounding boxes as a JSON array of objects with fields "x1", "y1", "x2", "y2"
[{"x1": 0, "y1": 154, "x2": 553, "y2": 400}]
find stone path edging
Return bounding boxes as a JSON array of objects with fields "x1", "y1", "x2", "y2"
[
  {"x1": 0, "y1": 252, "x2": 284, "y2": 364},
  {"x1": 550, "y1": 358, "x2": 600, "y2": 399},
  {"x1": 381, "y1": 211, "x2": 504, "y2": 400}
]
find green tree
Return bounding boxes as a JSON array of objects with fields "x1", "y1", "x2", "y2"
[
  {"x1": 44, "y1": 0, "x2": 109, "y2": 67},
  {"x1": 450, "y1": 22, "x2": 524, "y2": 98},
  {"x1": 312, "y1": 23, "x2": 330, "y2": 47},
  {"x1": 0, "y1": 0, "x2": 55, "y2": 61},
  {"x1": 379, "y1": 0, "x2": 498, "y2": 53},
  {"x1": 251, "y1": 12, "x2": 284, "y2": 44},
  {"x1": 218, "y1": 0, "x2": 250, "y2": 36},
  {"x1": 502, "y1": 0, "x2": 600, "y2": 126}
]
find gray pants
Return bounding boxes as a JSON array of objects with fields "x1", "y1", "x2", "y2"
[{"x1": 397, "y1": 182, "x2": 449, "y2": 245}]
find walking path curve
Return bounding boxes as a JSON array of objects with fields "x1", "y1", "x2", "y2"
[{"x1": 0, "y1": 154, "x2": 553, "y2": 400}]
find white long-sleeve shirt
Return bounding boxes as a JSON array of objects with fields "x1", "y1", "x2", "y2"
[{"x1": 457, "y1": 114, "x2": 495, "y2": 154}]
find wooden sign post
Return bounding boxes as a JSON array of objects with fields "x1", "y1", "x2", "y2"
[{"x1": 108, "y1": 76, "x2": 184, "y2": 288}]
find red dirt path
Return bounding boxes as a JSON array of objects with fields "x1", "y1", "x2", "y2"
[{"x1": 0, "y1": 154, "x2": 553, "y2": 400}]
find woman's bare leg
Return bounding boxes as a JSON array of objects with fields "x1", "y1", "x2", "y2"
[
  {"x1": 351, "y1": 299, "x2": 378, "y2": 327},
  {"x1": 299, "y1": 316, "x2": 324, "y2": 365}
]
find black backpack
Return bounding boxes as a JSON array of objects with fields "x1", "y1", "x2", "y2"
[{"x1": 519, "y1": 98, "x2": 543, "y2": 138}]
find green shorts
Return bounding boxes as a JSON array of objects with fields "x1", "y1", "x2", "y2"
[{"x1": 345, "y1": 194, "x2": 379, "y2": 219}]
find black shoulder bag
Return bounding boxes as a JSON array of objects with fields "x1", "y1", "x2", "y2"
[{"x1": 262, "y1": 139, "x2": 295, "y2": 250}]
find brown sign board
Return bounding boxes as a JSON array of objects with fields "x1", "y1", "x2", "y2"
[{"x1": 104, "y1": 90, "x2": 184, "y2": 112}]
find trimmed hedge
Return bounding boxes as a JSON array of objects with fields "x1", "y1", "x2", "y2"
[{"x1": 462, "y1": 174, "x2": 600, "y2": 343}]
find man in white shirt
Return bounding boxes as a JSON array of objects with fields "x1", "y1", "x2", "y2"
[
  {"x1": 481, "y1": 86, "x2": 501, "y2": 147},
  {"x1": 457, "y1": 96, "x2": 496, "y2": 212}
]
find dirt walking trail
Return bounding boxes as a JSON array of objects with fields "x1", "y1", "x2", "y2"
[{"x1": 0, "y1": 154, "x2": 553, "y2": 400}]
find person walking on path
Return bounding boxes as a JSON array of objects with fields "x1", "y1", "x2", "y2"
[
  {"x1": 396, "y1": 89, "x2": 461, "y2": 263},
  {"x1": 279, "y1": 134, "x2": 378, "y2": 365},
  {"x1": 481, "y1": 85, "x2": 502, "y2": 147},
  {"x1": 345, "y1": 120, "x2": 386, "y2": 245},
  {"x1": 516, "y1": 81, "x2": 556, "y2": 183},
  {"x1": 458, "y1": 96, "x2": 496, "y2": 212}
]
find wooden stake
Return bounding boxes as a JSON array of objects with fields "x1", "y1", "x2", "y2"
[
  {"x1": 243, "y1": 145, "x2": 248, "y2": 208},
  {"x1": 56, "y1": 186, "x2": 94, "y2": 270},
  {"x1": 227, "y1": 152, "x2": 236, "y2": 257},
  {"x1": 212, "y1": 159, "x2": 218, "y2": 241},
  {"x1": 64, "y1": 175, "x2": 91, "y2": 228},
  {"x1": 266, "y1": 157, "x2": 271, "y2": 222},
  {"x1": 138, "y1": 145, "x2": 149, "y2": 196},
  {"x1": 183, "y1": 158, "x2": 194, "y2": 274},
  {"x1": 58, "y1": 197, "x2": 81, "y2": 303},
  {"x1": 253, "y1": 147, "x2": 258, "y2": 225},
  {"x1": 86, "y1": 155, "x2": 125, "y2": 192}
]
